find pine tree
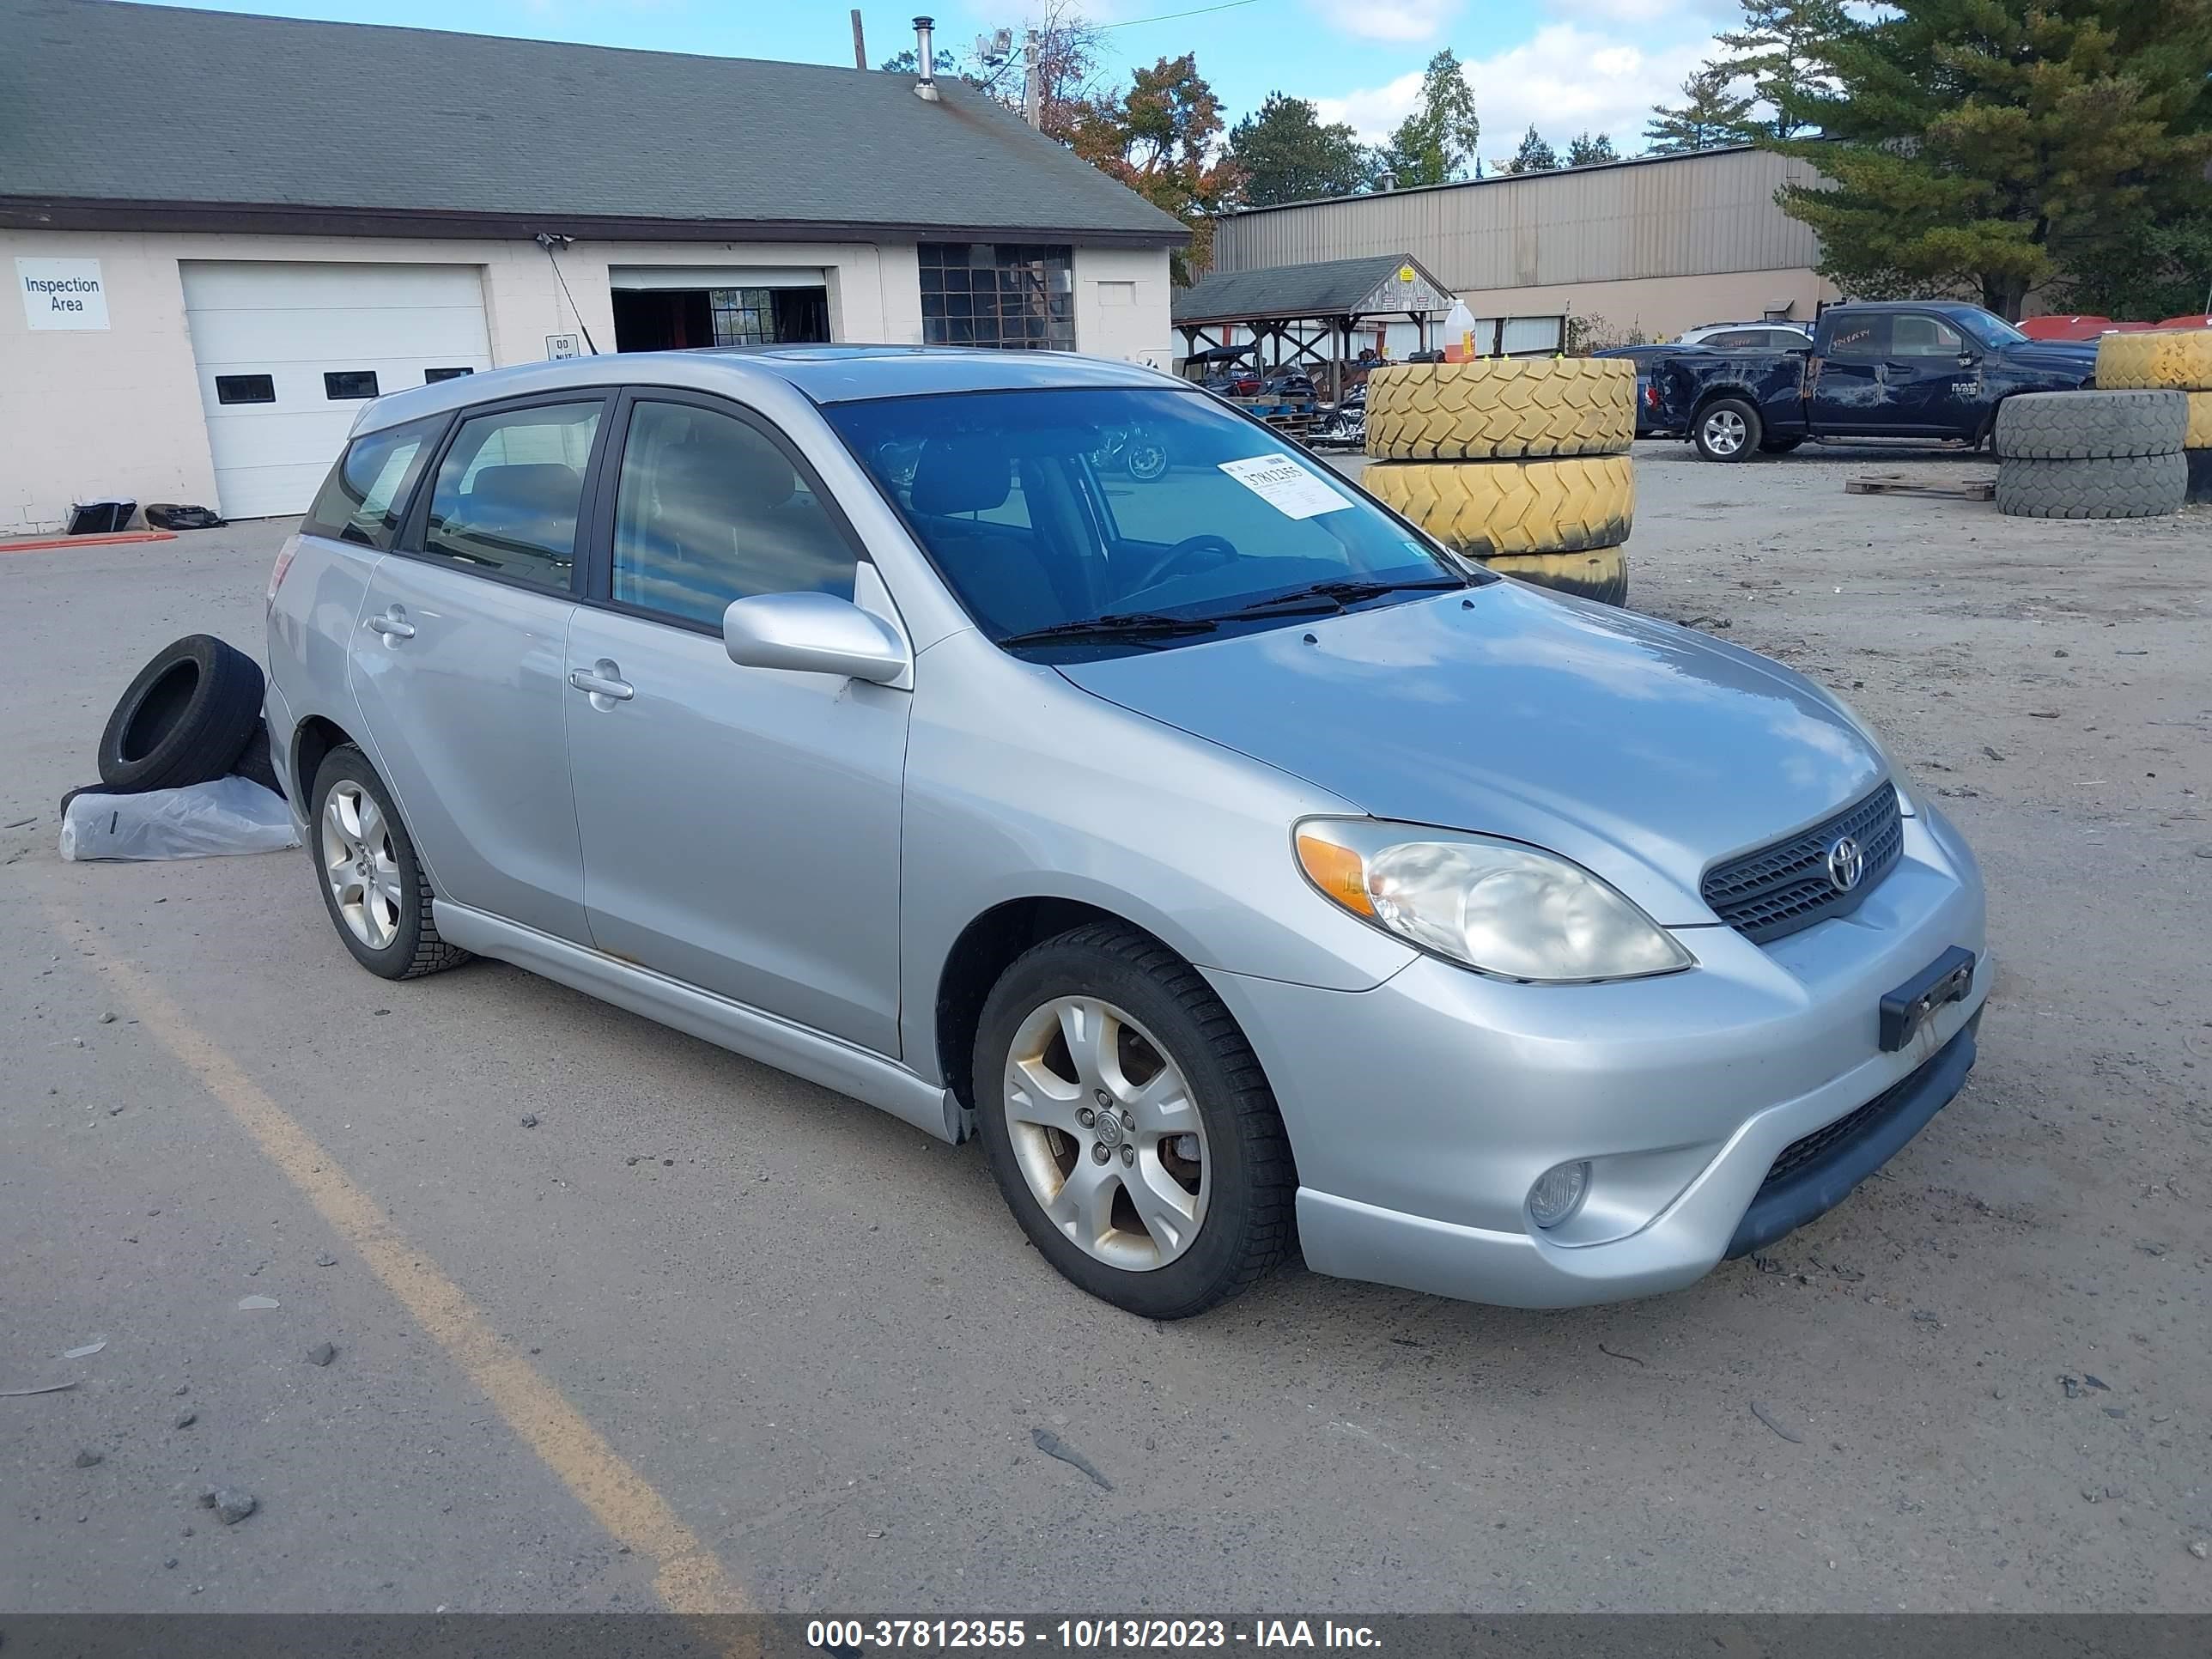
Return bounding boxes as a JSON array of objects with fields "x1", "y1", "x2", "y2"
[
  {"x1": 1712, "y1": 0, "x2": 1849, "y2": 139},
  {"x1": 1643, "y1": 67, "x2": 1757, "y2": 155},
  {"x1": 1503, "y1": 125, "x2": 1560, "y2": 173},
  {"x1": 1771, "y1": 0, "x2": 2212, "y2": 319},
  {"x1": 1565, "y1": 132, "x2": 1617, "y2": 167},
  {"x1": 1227, "y1": 94, "x2": 1373, "y2": 205}
]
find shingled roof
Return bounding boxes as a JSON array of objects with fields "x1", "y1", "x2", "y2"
[
  {"x1": 1170, "y1": 254, "x2": 1451, "y2": 326},
  {"x1": 0, "y1": 0, "x2": 1187, "y2": 246}
]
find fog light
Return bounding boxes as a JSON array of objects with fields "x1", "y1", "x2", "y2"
[{"x1": 1528, "y1": 1161, "x2": 1591, "y2": 1230}]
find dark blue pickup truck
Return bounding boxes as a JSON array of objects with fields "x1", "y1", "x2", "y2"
[{"x1": 1654, "y1": 301, "x2": 2100, "y2": 461}]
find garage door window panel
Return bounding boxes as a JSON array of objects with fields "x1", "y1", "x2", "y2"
[
  {"x1": 418, "y1": 401, "x2": 604, "y2": 592},
  {"x1": 608, "y1": 400, "x2": 858, "y2": 628},
  {"x1": 301, "y1": 417, "x2": 441, "y2": 550}
]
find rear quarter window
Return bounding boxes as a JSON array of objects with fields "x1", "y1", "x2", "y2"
[{"x1": 300, "y1": 417, "x2": 441, "y2": 549}]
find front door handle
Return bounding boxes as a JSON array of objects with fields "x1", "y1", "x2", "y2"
[
  {"x1": 568, "y1": 662, "x2": 634, "y2": 702},
  {"x1": 368, "y1": 609, "x2": 416, "y2": 640}
]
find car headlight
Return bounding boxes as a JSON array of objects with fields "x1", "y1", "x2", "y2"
[{"x1": 1295, "y1": 819, "x2": 1693, "y2": 983}]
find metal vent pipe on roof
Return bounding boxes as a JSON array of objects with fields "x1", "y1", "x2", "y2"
[{"x1": 913, "y1": 16, "x2": 939, "y2": 100}]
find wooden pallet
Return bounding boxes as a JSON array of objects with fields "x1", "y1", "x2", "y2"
[{"x1": 1845, "y1": 473, "x2": 1996, "y2": 501}]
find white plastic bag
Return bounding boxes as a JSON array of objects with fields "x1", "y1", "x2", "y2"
[{"x1": 61, "y1": 775, "x2": 301, "y2": 862}]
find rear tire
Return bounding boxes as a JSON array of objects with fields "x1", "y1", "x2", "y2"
[
  {"x1": 1694, "y1": 398, "x2": 1763, "y2": 462},
  {"x1": 973, "y1": 924, "x2": 1294, "y2": 1319},
  {"x1": 309, "y1": 744, "x2": 470, "y2": 980}
]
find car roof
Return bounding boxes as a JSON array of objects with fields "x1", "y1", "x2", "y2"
[{"x1": 350, "y1": 345, "x2": 1182, "y2": 435}]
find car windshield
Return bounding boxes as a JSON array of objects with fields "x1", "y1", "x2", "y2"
[
  {"x1": 823, "y1": 386, "x2": 1470, "y2": 654},
  {"x1": 1951, "y1": 308, "x2": 2028, "y2": 349}
]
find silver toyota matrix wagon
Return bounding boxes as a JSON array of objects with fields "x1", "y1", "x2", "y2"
[{"x1": 264, "y1": 346, "x2": 1990, "y2": 1319}]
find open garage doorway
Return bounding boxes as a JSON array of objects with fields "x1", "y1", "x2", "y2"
[{"x1": 609, "y1": 267, "x2": 830, "y2": 351}]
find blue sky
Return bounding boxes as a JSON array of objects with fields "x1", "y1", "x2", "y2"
[{"x1": 152, "y1": 0, "x2": 1739, "y2": 165}]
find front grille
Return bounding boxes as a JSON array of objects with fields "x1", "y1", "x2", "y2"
[{"x1": 1702, "y1": 783, "x2": 1903, "y2": 944}]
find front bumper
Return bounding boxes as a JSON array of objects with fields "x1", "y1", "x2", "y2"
[{"x1": 1203, "y1": 804, "x2": 1989, "y2": 1308}]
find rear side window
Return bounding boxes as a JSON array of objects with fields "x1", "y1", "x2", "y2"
[
  {"x1": 1825, "y1": 317, "x2": 1892, "y2": 359},
  {"x1": 418, "y1": 400, "x2": 602, "y2": 591},
  {"x1": 300, "y1": 417, "x2": 440, "y2": 550}
]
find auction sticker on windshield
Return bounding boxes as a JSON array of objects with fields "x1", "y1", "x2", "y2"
[{"x1": 1218, "y1": 454, "x2": 1352, "y2": 520}]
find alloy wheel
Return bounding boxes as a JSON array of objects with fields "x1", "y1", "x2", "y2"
[
  {"x1": 1703, "y1": 409, "x2": 1747, "y2": 456},
  {"x1": 320, "y1": 781, "x2": 404, "y2": 951}
]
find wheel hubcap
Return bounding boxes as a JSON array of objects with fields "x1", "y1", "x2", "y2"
[
  {"x1": 320, "y1": 782, "x2": 403, "y2": 951},
  {"x1": 1003, "y1": 996, "x2": 1209, "y2": 1272},
  {"x1": 1705, "y1": 410, "x2": 1746, "y2": 454}
]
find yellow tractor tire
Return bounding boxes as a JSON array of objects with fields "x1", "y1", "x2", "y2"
[
  {"x1": 1362, "y1": 456, "x2": 1634, "y2": 559},
  {"x1": 2187, "y1": 391, "x2": 2212, "y2": 450},
  {"x1": 1483, "y1": 549, "x2": 1629, "y2": 607},
  {"x1": 1364, "y1": 358, "x2": 1637, "y2": 461},
  {"x1": 2096, "y1": 327, "x2": 2212, "y2": 393}
]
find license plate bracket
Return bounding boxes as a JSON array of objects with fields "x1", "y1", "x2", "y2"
[{"x1": 1880, "y1": 945, "x2": 1977, "y2": 1052}]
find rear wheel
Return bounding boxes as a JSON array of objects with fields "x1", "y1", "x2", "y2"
[
  {"x1": 1694, "y1": 398, "x2": 1762, "y2": 462},
  {"x1": 309, "y1": 744, "x2": 469, "y2": 980},
  {"x1": 973, "y1": 924, "x2": 1294, "y2": 1318}
]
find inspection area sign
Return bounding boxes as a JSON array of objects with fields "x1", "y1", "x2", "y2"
[{"x1": 17, "y1": 257, "x2": 109, "y2": 330}]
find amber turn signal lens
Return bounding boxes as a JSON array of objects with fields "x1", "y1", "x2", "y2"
[{"x1": 1295, "y1": 831, "x2": 1375, "y2": 918}]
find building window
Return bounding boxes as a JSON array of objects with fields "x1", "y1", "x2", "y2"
[
  {"x1": 919, "y1": 243, "x2": 1075, "y2": 351},
  {"x1": 325, "y1": 369, "x2": 380, "y2": 400},
  {"x1": 215, "y1": 374, "x2": 276, "y2": 404},
  {"x1": 424, "y1": 366, "x2": 474, "y2": 383}
]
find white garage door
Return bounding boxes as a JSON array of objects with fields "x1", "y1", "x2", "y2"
[{"x1": 181, "y1": 262, "x2": 492, "y2": 519}]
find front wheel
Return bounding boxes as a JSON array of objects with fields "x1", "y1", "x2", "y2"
[
  {"x1": 1694, "y1": 398, "x2": 1763, "y2": 462},
  {"x1": 973, "y1": 924, "x2": 1294, "y2": 1318}
]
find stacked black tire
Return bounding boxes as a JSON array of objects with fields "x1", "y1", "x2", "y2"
[
  {"x1": 1993, "y1": 389, "x2": 2191, "y2": 520},
  {"x1": 2091, "y1": 326, "x2": 2212, "y2": 506},
  {"x1": 85, "y1": 635, "x2": 277, "y2": 805},
  {"x1": 1358, "y1": 357, "x2": 1638, "y2": 605}
]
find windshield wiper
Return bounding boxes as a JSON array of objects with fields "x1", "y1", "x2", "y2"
[
  {"x1": 1210, "y1": 576, "x2": 1470, "y2": 619},
  {"x1": 995, "y1": 611, "x2": 1219, "y2": 647}
]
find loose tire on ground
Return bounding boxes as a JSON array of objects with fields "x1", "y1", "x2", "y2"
[
  {"x1": 2095, "y1": 326, "x2": 2212, "y2": 392},
  {"x1": 1484, "y1": 548, "x2": 1629, "y2": 607},
  {"x1": 1362, "y1": 456, "x2": 1634, "y2": 558},
  {"x1": 1364, "y1": 358, "x2": 1635, "y2": 462},
  {"x1": 97, "y1": 635, "x2": 266, "y2": 795},
  {"x1": 1991, "y1": 389, "x2": 2188, "y2": 459},
  {"x1": 1692, "y1": 397, "x2": 1765, "y2": 462},
  {"x1": 1995, "y1": 451, "x2": 2188, "y2": 520},
  {"x1": 309, "y1": 744, "x2": 471, "y2": 981},
  {"x1": 972, "y1": 922, "x2": 1295, "y2": 1319}
]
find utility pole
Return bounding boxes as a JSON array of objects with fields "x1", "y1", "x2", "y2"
[
  {"x1": 850, "y1": 9, "x2": 866, "y2": 70},
  {"x1": 1022, "y1": 27, "x2": 1041, "y2": 128}
]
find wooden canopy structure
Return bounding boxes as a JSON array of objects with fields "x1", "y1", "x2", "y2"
[{"x1": 1171, "y1": 253, "x2": 1454, "y2": 403}]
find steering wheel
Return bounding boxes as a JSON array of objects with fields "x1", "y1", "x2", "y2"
[{"x1": 1135, "y1": 533, "x2": 1238, "y2": 590}]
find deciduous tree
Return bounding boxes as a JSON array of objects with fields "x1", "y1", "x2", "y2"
[
  {"x1": 1073, "y1": 54, "x2": 1238, "y2": 281},
  {"x1": 1379, "y1": 50, "x2": 1481, "y2": 185}
]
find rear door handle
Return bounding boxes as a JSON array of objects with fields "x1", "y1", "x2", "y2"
[
  {"x1": 368, "y1": 609, "x2": 415, "y2": 639},
  {"x1": 568, "y1": 664, "x2": 634, "y2": 702}
]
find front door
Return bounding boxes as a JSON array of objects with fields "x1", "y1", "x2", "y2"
[
  {"x1": 349, "y1": 394, "x2": 610, "y2": 943},
  {"x1": 563, "y1": 392, "x2": 909, "y2": 1054}
]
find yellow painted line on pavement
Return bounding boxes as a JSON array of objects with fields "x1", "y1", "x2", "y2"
[{"x1": 51, "y1": 907, "x2": 753, "y2": 1621}]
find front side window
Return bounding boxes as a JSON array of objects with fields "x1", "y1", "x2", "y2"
[
  {"x1": 825, "y1": 386, "x2": 1468, "y2": 653},
  {"x1": 418, "y1": 400, "x2": 601, "y2": 590},
  {"x1": 301, "y1": 416, "x2": 439, "y2": 550},
  {"x1": 1952, "y1": 308, "x2": 2027, "y2": 349},
  {"x1": 1892, "y1": 314, "x2": 1966, "y2": 357},
  {"x1": 610, "y1": 400, "x2": 856, "y2": 626}
]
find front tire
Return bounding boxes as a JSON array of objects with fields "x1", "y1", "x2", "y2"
[
  {"x1": 973, "y1": 924, "x2": 1294, "y2": 1318},
  {"x1": 1694, "y1": 398, "x2": 1762, "y2": 462},
  {"x1": 309, "y1": 744, "x2": 469, "y2": 981}
]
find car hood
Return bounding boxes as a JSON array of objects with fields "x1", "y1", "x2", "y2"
[
  {"x1": 1998, "y1": 340, "x2": 2100, "y2": 374},
  {"x1": 1055, "y1": 585, "x2": 1888, "y2": 925}
]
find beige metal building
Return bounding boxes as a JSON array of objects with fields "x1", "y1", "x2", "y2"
[{"x1": 1212, "y1": 147, "x2": 1839, "y2": 346}]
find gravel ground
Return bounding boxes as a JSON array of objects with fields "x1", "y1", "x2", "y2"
[{"x1": 3, "y1": 441, "x2": 2207, "y2": 1613}]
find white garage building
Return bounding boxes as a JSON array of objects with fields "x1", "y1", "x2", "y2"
[{"x1": 0, "y1": 0, "x2": 1183, "y2": 533}]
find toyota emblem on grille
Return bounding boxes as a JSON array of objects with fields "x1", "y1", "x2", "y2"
[{"x1": 1826, "y1": 835, "x2": 1865, "y2": 893}]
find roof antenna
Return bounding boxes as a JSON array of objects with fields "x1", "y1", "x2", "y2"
[
  {"x1": 534, "y1": 232, "x2": 599, "y2": 355},
  {"x1": 912, "y1": 15, "x2": 939, "y2": 100}
]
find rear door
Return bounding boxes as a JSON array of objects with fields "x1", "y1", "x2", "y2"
[
  {"x1": 1808, "y1": 313, "x2": 1893, "y2": 434},
  {"x1": 562, "y1": 390, "x2": 909, "y2": 1054},
  {"x1": 349, "y1": 393, "x2": 610, "y2": 943}
]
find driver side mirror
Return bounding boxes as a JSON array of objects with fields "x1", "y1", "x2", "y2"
[{"x1": 723, "y1": 592, "x2": 909, "y2": 684}]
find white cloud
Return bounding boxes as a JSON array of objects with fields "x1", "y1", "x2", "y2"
[
  {"x1": 1314, "y1": 23, "x2": 1718, "y2": 158},
  {"x1": 1547, "y1": 0, "x2": 1732, "y2": 23},
  {"x1": 1304, "y1": 0, "x2": 1462, "y2": 45}
]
